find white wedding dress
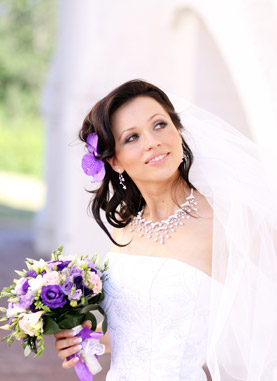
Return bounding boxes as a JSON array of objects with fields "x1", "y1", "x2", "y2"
[{"x1": 101, "y1": 251, "x2": 211, "y2": 381}]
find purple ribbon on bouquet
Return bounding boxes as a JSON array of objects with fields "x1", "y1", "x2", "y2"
[{"x1": 67, "y1": 327, "x2": 104, "y2": 381}]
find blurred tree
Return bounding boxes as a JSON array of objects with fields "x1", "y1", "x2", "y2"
[
  {"x1": 0, "y1": 0, "x2": 56, "y2": 177},
  {"x1": 0, "y1": 0, "x2": 56, "y2": 116}
]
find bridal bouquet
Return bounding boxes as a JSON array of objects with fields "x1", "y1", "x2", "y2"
[{"x1": 0, "y1": 245, "x2": 108, "y2": 380}]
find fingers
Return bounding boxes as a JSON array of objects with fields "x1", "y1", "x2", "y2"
[
  {"x1": 58, "y1": 342, "x2": 82, "y2": 360},
  {"x1": 62, "y1": 356, "x2": 79, "y2": 369},
  {"x1": 82, "y1": 320, "x2": 92, "y2": 329},
  {"x1": 55, "y1": 336, "x2": 82, "y2": 351},
  {"x1": 55, "y1": 323, "x2": 92, "y2": 370},
  {"x1": 54, "y1": 329, "x2": 75, "y2": 339}
]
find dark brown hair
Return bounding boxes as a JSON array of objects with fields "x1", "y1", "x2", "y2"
[{"x1": 79, "y1": 79, "x2": 196, "y2": 245}]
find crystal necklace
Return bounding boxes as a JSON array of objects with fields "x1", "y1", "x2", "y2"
[{"x1": 130, "y1": 188, "x2": 198, "y2": 244}]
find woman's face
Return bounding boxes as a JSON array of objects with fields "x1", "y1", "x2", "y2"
[{"x1": 109, "y1": 96, "x2": 183, "y2": 188}]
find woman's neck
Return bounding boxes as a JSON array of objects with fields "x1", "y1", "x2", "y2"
[{"x1": 138, "y1": 179, "x2": 191, "y2": 222}]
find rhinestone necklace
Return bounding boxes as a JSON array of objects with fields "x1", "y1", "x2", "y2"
[{"x1": 130, "y1": 188, "x2": 198, "y2": 244}]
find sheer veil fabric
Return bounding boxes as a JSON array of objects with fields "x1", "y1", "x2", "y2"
[{"x1": 170, "y1": 96, "x2": 277, "y2": 381}]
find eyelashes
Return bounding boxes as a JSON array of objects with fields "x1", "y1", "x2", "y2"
[
  {"x1": 123, "y1": 121, "x2": 168, "y2": 144},
  {"x1": 124, "y1": 133, "x2": 139, "y2": 144}
]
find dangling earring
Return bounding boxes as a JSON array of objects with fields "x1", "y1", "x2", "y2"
[{"x1": 118, "y1": 169, "x2": 126, "y2": 189}]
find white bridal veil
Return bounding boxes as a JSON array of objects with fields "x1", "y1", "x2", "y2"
[{"x1": 171, "y1": 96, "x2": 277, "y2": 381}]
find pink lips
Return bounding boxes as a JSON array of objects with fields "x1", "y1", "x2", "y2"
[{"x1": 145, "y1": 152, "x2": 169, "y2": 165}]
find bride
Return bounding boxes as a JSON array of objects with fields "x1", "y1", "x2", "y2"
[{"x1": 54, "y1": 80, "x2": 277, "y2": 380}]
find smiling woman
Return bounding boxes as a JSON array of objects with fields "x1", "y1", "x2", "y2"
[
  {"x1": 79, "y1": 80, "x2": 196, "y2": 246},
  {"x1": 54, "y1": 79, "x2": 277, "y2": 381},
  {"x1": 108, "y1": 96, "x2": 184, "y2": 193}
]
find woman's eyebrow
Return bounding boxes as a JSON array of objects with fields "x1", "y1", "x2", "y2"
[
  {"x1": 147, "y1": 112, "x2": 166, "y2": 121},
  {"x1": 118, "y1": 113, "x2": 167, "y2": 140}
]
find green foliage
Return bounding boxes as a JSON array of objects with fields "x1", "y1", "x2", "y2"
[
  {"x1": 83, "y1": 312, "x2": 97, "y2": 331},
  {"x1": 0, "y1": 0, "x2": 56, "y2": 116},
  {"x1": 42, "y1": 316, "x2": 60, "y2": 335},
  {"x1": 0, "y1": 109, "x2": 43, "y2": 176},
  {"x1": 57, "y1": 313, "x2": 85, "y2": 330},
  {"x1": 102, "y1": 314, "x2": 108, "y2": 335},
  {"x1": 0, "y1": 0, "x2": 56, "y2": 177}
]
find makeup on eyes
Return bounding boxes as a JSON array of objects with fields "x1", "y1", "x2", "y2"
[{"x1": 123, "y1": 120, "x2": 168, "y2": 144}]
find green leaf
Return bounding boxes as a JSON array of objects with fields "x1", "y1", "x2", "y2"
[
  {"x1": 0, "y1": 291, "x2": 11, "y2": 298},
  {"x1": 80, "y1": 304, "x2": 99, "y2": 314},
  {"x1": 57, "y1": 314, "x2": 84, "y2": 329},
  {"x1": 102, "y1": 315, "x2": 108, "y2": 335},
  {"x1": 0, "y1": 324, "x2": 11, "y2": 331},
  {"x1": 43, "y1": 316, "x2": 60, "y2": 335},
  {"x1": 98, "y1": 305, "x2": 105, "y2": 315},
  {"x1": 14, "y1": 270, "x2": 27, "y2": 277}
]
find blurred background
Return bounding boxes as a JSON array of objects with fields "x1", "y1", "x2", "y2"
[{"x1": 0, "y1": 0, "x2": 277, "y2": 380}]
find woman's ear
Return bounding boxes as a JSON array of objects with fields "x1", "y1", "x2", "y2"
[{"x1": 106, "y1": 157, "x2": 123, "y2": 173}]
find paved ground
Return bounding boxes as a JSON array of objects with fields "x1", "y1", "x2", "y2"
[{"x1": 0, "y1": 203, "x2": 110, "y2": 381}]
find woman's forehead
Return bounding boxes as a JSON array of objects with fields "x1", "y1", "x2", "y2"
[{"x1": 111, "y1": 96, "x2": 168, "y2": 132}]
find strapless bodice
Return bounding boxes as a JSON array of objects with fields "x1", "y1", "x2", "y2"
[{"x1": 100, "y1": 252, "x2": 211, "y2": 381}]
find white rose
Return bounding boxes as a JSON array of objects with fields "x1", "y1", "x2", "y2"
[{"x1": 18, "y1": 311, "x2": 44, "y2": 336}]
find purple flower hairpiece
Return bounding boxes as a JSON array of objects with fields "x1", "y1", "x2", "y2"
[{"x1": 81, "y1": 133, "x2": 105, "y2": 182}]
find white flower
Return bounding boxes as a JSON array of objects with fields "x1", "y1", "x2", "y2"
[
  {"x1": 6, "y1": 304, "x2": 26, "y2": 318},
  {"x1": 32, "y1": 259, "x2": 47, "y2": 271},
  {"x1": 18, "y1": 311, "x2": 44, "y2": 336},
  {"x1": 28, "y1": 274, "x2": 44, "y2": 292}
]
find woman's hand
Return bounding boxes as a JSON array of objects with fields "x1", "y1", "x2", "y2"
[{"x1": 54, "y1": 320, "x2": 92, "y2": 369}]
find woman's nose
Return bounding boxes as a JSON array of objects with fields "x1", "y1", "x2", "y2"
[{"x1": 144, "y1": 133, "x2": 161, "y2": 151}]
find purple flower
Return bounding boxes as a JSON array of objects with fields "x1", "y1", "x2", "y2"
[
  {"x1": 27, "y1": 270, "x2": 37, "y2": 278},
  {"x1": 30, "y1": 301, "x2": 39, "y2": 312},
  {"x1": 86, "y1": 261, "x2": 103, "y2": 277},
  {"x1": 87, "y1": 261, "x2": 97, "y2": 273},
  {"x1": 84, "y1": 287, "x2": 93, "y2": 296},
  {"x1": 48, "y1": 260, "x2": 72, "y2": 271},
  {"x1": 81, "y1": 133, "x2": 105, "y2": 182},
  {"x1": 15, "y1": 278, "x2": 29, "y2": 295},
  {"x1": 70, "y1": 269, "x2": 83, "y2": 287},
  {"x1": 17, "y1": 292, "x2": 33, "y2": 309},
  {"x1": 68, "y1": 289, "x2": 82, "y2": 301},
  {"x1": 70, "y1": 268, "x2": 83, "y2": 276},
  {"x1": 61, "y1": 278, "x2": 74, "y2": 295},
  {"x1": 57, "y1": 260, "x2": 71, "y2": 271},
  {"x1": 41, "y1": 285, "x2": 66, "y2": 309},
  {"x1": 73, "y1": 275, "x2": 83, "y2": 289}
]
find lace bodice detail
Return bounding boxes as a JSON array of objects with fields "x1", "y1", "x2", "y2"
[{"x1": 100, "y1": 252, "x2": 211, "y2": 381}]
